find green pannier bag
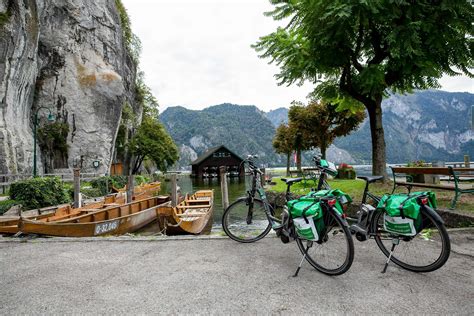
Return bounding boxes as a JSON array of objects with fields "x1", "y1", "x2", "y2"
[
  {"x1": 288, "y1": 189, "x2": 351, "y2": 241},
  {"x1": 376, "y1": 191, "x2": 437, "y2": 236}
]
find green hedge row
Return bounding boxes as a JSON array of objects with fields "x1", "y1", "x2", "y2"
[{"x1": 9, "y1": 177, "x2": 71, "y2": 210}]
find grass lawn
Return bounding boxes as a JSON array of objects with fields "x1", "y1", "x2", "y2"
[{"x1": 267, "y1": 177, "x2": 474, "y2": 214}]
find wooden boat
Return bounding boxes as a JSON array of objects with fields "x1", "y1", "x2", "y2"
[
  {"x1": 159, "y1": 190, "x2": 214, "y2": 235},
  {"x1": 0, "y1": 193, "x2": 124, "y2": 235},
  {"x1": 18, "y1": 196, "x2": 170, "y2": 237},
  {"x1": 0, "y1": 181, "x2": 161, "y2": 235}
]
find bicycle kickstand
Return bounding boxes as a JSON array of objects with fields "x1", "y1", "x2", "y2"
[
  {"x1": 382, "y1": 238, "x2": 399, "y2": 273},
  {"x1": 293, "y1": 245, "x2": 310, "y2": 277}
]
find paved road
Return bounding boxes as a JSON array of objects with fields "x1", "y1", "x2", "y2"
[{"x1": 1, "y1": 231, "x2": 473, "y2": 315}]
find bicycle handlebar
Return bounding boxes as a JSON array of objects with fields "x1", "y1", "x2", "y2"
[{"x1": 244, "y1": 155, "x2": 263, "y2": 175}]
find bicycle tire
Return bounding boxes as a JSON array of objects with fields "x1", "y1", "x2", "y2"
[
  {"x1": 295, "y1": 209, "x2": 354, "y2": 276},
  {"x1": 372, "y1": 208, "x2": 451, "y2": 272},
  {"x1": 222, "y1": 197, "x2": 272, "y2": 243}
]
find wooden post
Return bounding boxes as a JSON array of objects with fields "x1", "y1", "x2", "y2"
[
  {"x1": 73, "y1": 168, "x2": 81, "y2": 208},
  {"x1": 464, "y1": 155, "x2": 470, "y2": 168},
  {"x1": 170, "y1": 173, "x2": 178, "y2": 207},
  {"x1": 261, "y1": 168, "x2": 266, "y2": 187},
  {"x1": 220, "y1": 166, "x2": 229, "y2": 210},
  {"x1": 126, "y1": 175, "x2": 134, "y2": 203}
]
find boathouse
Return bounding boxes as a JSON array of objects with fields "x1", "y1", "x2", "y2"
[{"x1": 191, "y1": 145, "x2": 244, "y2": 178}]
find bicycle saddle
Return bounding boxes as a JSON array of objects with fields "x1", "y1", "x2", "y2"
[
  {"x1": 281, "y1": 177, "x2": 303, "y2": 185},
  {"x1": 357, "y1": 176, "x2": 384, "y2": 183}
]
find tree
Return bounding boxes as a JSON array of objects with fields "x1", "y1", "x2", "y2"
[
  {"x1": 300, "y1": 100, "x2": 364, "y2": 159},
  {"x1": 254, "y1": 0, "x2": 473, "y2": 176},
  {"x1": 273, "y1": 123, "x2": 293, "y2": 176},
  {"x1": 288, "y1": 104, "x2": 312, "y2": 173},
  {"x1": 129, "y1": 115, "x2": 178, "y2": 174}
]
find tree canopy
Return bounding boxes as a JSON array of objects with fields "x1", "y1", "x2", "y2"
[
  {"x1": 289, "y1": 100, "x2": 365, "y2": 159},
  {"x1": 254, "y1": 0, "x2": 473, "y2": 176},
  {"x1": 130, "y1": 114, "x2": 178, "y2": 174},
  {"x1": 273, "y1": 123, "x2": 294, "y2": 175}
]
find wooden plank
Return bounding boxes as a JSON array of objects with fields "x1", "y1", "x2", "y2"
[
  {"x1": 394, "y1": 181, "x2": 456, "y2": 190},
  {"x1": 391, "y1": 167, "x2": 451, "y2": 175},
  {"x1": 176, "y1": 213, "x2": 207, "y2": 217},
  {"x1": 176, "y1": 205, "x2": 211, "y2": 209}
]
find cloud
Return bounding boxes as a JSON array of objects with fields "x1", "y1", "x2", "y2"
[{"x1": 123, "y1": 0, "x2": 473, "y2": 112}]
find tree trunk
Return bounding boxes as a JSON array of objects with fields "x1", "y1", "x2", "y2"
[
  {"x1": 286, "y1": 152, "x2": 290, "y2": 177},
  {"x1": 321, "y1": 139, "x2": 327, "y2": 160},
  {"x1": 296, "y1": 148, "x2": 302, "y2": 174},
  {"x1": 366, "y1": 97, "x2": 387, "y2": 178}
]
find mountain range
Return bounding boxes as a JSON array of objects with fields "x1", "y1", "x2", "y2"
[{"x1": 160, "y1": 90, "x2": 474, "y2": 168}]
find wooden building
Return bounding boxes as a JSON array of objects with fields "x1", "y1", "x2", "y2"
[{"x1": 191, "y1": 145, "x2": 244, "y2": 178}]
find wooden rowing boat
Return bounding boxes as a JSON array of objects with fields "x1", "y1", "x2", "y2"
[
  {"x1": 159, "y1": 190, "x2": 214, "y2": 235},
  {"x1": 0, "y1": 193, "x2": 124, "y2": 235},
  {"x1": 18, "y1": 196, "x2": 170, "y2": 237},
  {"x1": 0, "y1": 181, "x2": 161, "y2": 235}
]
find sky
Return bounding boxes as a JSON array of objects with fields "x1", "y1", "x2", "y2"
[{"x1": 122, "y1": 0, "x2": 473, "y2": 112}]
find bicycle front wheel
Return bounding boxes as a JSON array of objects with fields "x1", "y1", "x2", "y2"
[
  {"x1": 222, "y1": 198, "x2": 272, "y2": 243},
  {"x1": 372, "y1": 209, "x2": 450, "y2": 272},
  {"x1": 296, "y1": 209, "x2": 354, "y2": 276}
]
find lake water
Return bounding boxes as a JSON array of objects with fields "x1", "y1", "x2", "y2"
[{"x1": 158, "y1": 165, "x2": 380, "y2": 231}]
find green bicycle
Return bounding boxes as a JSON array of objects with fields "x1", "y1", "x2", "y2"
[{"x1": 222, "y1": 155, "x2": 354, "y2": 276}]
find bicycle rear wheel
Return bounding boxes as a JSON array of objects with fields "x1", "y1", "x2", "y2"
[
  {"x1": 296, "y1": 209, "x2": 354, "y2": 276},
  {"x1": 222, "y1": 198, "x2": 272, "y2": 243},
  {"x1": 372, "y1": 209, "x2": 450, "y2": 272}
]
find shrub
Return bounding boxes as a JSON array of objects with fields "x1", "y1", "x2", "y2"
[
  {"x1": 81, "y1": 187, "x2": 103, "y2": 198},
  {"x1": 90, "y1": 175, "x2": 127, "y2": 196},
  {"x1": 9, "y1": 177, "x2": 71, "y2": 210},
  {"x1": 135, "y1": 175, "x2": 150, "y2": 186},
  {"x1": 0, "y1": 199, "x2": 19, "y2": 215}
]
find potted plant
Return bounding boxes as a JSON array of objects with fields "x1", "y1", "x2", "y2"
[
  {"x1": 406, "y1": 160, "x2": 435, "y2": 184},
  {"x1": 336, "y1": 163, "x2": 356, "y2": 179}
]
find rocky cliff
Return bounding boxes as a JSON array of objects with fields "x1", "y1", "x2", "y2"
[{"x1": 0, "y1": 0, "x2": 136, "y2": 175}]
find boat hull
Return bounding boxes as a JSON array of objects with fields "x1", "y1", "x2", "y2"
[
  {"x1": 19, "y1": 196, "x2": 170, "y2": 237},
  {"x1": 0, "y1": 181, "x2": 161, "y2": 235},
  {"x1": 162, "y1": 190, "x2": 214, "y2": 235}
]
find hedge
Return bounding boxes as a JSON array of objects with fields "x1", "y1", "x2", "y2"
[{"x1": 9, "y1": 177, "x2": 71, "y2": 210}]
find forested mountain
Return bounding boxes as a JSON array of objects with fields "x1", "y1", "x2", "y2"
[
  {"x1": 265, "y1": 108, "x2": 289, "y2": 127},
  {"x1": 337, "y1": 90, "x2": 474, "y2": 163},
  {"x1": 160, "y1": 104, "x2": 284, "y2": 168},
  {"x1": 161, "y1": 91, "x2": 474, "y2": 169},
  {"x1": 266, "y1": 91, "x2": 474, "y2": 164}
]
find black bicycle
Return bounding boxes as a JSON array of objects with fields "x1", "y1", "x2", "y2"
[
  {"x1": 222, "y1": 155, "x2": 354, "y2": 276},
  {"x1": 350, "y1": 176, "x2": 451, "y2": 273}
]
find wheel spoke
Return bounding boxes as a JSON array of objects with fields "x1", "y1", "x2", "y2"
[
  {"x1": 222, "y1": 199, "x2": 271, "y2": 243},
  {"x1": 373, "y1": 210, "x2": 450, "y2": 272}
]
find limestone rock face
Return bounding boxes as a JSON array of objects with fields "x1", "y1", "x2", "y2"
[
  {"x1": 0, "y1": 0, "x2": 40, "y2": 174},
  {"x1": 0, "y1": 0, "x2": 136, "y2": 175}
]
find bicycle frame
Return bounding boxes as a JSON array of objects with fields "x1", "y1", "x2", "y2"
[{"x1": 245, "y1": 167, "x2": 280, "y2": 228}]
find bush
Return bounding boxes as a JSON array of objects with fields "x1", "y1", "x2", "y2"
[
  {"x1": 135, "y1": 175, "x2": 150, "y2": 186},
  {"x1": 9, "y1": 177, "x2": 71, "y2": 210},
  {"x1": 81, "y1": 187, "x2": 104, "y2": 199},
  {"x1": 0, "y1": 199, "x2": 19, "y2": 215},
  {"x1": 90, "y1": 175, "x2": 127, "y2": 196}
]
